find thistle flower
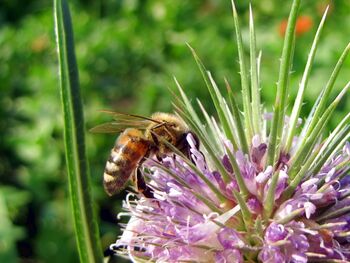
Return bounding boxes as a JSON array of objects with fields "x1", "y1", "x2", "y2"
[{"x1": 110, "y1": 1, "x2": 350, "y2": 262}]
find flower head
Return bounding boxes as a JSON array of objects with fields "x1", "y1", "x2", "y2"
[{"x1": 110, "y1": 1, "x2": 350, "y2": 262}]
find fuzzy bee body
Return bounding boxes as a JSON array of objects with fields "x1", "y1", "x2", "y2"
[
  {"x1": 103, "y1": 128, "x2": 149, "y2": 196},
  {"x1": 92, "y1": 112, "x2": 196, "y2": 196}
]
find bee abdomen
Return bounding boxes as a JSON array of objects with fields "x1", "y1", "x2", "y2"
[{"x1": 103, "y1": 138, "x2": 149, "y2": 196}]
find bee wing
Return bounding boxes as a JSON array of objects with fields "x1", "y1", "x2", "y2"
[
  {"x1": 90, "y1": 122, "x2": 125, "y2": 133},
  {"x1": 100, "y1": 110, "x2": 161, "y2": 123},
  {"x1": 90, "y1": 121, "x2": 149, "y2": 133},
  {"x1": 90, "y1": 111, "x2": 160, "y2": 134}
]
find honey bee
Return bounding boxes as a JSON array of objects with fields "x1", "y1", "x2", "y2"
[{"x1": 91, "y1": 111, "x2": 196, "y2": 196}]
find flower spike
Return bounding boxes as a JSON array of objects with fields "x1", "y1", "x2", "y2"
[{"x1": 109, "y1": 1, "x2": 350, "y2": 262}]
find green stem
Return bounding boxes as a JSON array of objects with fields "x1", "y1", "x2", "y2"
[{"x1": 54, "y1": 0, "x2": 103, "y2": 262}]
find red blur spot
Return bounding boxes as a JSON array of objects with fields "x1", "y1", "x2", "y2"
[{"x1": 279, "y1": 15, "x2": 313, "y2": 37}]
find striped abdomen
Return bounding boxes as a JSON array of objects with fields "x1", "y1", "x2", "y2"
[{"x1": 103, "y1": 128, "x2": 149, "y2": 196}]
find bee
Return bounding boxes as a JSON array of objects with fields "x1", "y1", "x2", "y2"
[{"x1": 91, "y1": 111, "x2": 196, "y2": 197}]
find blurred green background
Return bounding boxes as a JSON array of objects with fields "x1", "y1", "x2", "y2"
[{"x1": 0, "y1": 0, "x2": 349, "y2": 262}]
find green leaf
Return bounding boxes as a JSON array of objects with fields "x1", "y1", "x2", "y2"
[
  {"x1": 187, "y1": 45, "x2": 239, "y2": 150},
  {"x1": 225, "y1": 145, "x2": 249, "y2": 198},
  {"x1": 309, "y1": 113, "x2": 350, "y2": 176},
  {"x1": 281, "y1": 82, "x2": 350, "y2": 200},
  {"x1": 275, "y1": 208, "x2": 304, "y2": 224},
  {"x1": 267, "y1": 0, "x2": 301, "y2": 166},
  {"x1": 173, "y1": 77, "x2": 203, "y2": 131},
  {"x1": 225, "y1": 79, "x2": 249, "y2": 154},
  {"x1": 284, "y1": 7, "x2": 329, "y2": 153},
  {"x1": 249, "y1": 5, "x2": 262, "y2": 137},
  {"x1": 263, "y1": 0, "x2": 301, "y2": 220},
  {"x1": 155, "y1": 136, "x2": 228, "y2": 204},
  {"x1": 317, "y1": 197, "x2": 350, "y2": 222},
  {"x1": 0, "y1": 192, "x2": 24, "y2": 262},
  {"x1": 173, "y1": 79, "x2": 233, "y2": 184},
  {"x1": 231, "y1": 0, "x2": 253, "y2": 141},
  {"x1": 53, "y1": 0, "x2": 103, "y2": 262},
  {"x1": 263, "y1": 170, "x2": 281, "y2": 220},
  {"x1": 297, "y1": 42, "x2": 350, "y2": 152},
  {"x1": 172, "y1": 79, "x2": 223, "y2": 157},
  {"x1": 232, "y1": 190, "x2": 252, "y2": 230},
  {"x1": 288, "y1": 81, "x2": 350, "y2": 181},
  {"x1": 197, "y1": 99, "x2": 224, "y2": 153},
  {"x1": 174, "y1": 104, "x2": 233, "y2": 185},
  {"x1": 152, "y1": 162, "x2": 222, "y2": 213}
]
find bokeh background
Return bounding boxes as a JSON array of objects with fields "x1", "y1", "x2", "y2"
[{"x1": 1, "y1": 0, "x2": 349, "y2": 262}]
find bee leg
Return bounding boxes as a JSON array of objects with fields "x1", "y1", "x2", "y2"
[
  {"x1": 149, "y1": 132, "x2": 163, "y2": 162},
  {"x1": 135, "y1": 168, "x2": 154, "y2": 198},
  {"x1": 104, "y1": 246, "x2": 116, "y2": 257},
  {"x1": 106, "y1": 244, "x2": 146, "y2": 258},
  {"x1": 161, "y1": 126, "x2": 177, "y2": 145},
  {"x1": 155, "y1": 154, "x2": 163, "y2": 162},
  {"x1": 150, "y1": 130, "x2": 159, "y2": 146}
]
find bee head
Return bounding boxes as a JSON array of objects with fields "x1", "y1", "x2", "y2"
[{"x1": 147, "y1": 112, "x2": 188, "y2": 151}]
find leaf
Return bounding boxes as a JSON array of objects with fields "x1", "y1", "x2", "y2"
[
  {"x1": 53, "y1": 0, "x2": 103, "y2": 262},
  {"x1": 288, "y1": 81, "x2": 350, "y2": 181},
  {"x1": 0, "y1": 192, "x2": 24, "y2": 262},
  {"x1": 284, "y1": 7, "x2": 329, "y2": 153},
  {"x1": 295, "y1": 42, "x2": 350, "y2": 155},
  {"x1": 249, "y1": 5, "x2": 262, "y2": 137},
  {"x1": 281, "y1": 82, "x2": 350, "y2": 201},
  {"x1": 197, "y1": 99, "x2": 223, "y2": 153},
  {"x1": 173, "y1": 79, "x2": 233, "y2": 184},
  {"x1": 187, "y1": 44, "x2": 239, "y2": 150},
  {"x1": 225, "y1": 79, "x2": 249, "y2": 154},
  {"x1": 309, "y1": 113, "x2": 350, "y2": 176},
  {"x1": 156, "y1": 136, "x2": 228, "y2": 204},
  {"x1": 224, "y1": 145, "x2": 249, "y2": 198},
  {"x1": 266, "y1": 0, "x2": 301, "y2": 166},
  {"x1": 264, "y1": 0, "x2": 301, "y2": 220},
  {"x1": 231, "y1": 0, "x2": 253, "y2": 141}
]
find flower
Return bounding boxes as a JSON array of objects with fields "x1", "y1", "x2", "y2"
[
  {"x1": 113, "y1": 135, "x2": 350, "y2": 262},
  {"x1": 109, "y1": 1, "x2": 350, "y2": 262}
]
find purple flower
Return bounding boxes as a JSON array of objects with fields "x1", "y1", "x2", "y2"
[
  {"x1": 111, "y1": 133, "x2": 350, "y2": 262},
  {"x1": 259, "y1": 247, "x2": 286, "y2": 263},
  {"x1": 265, "y1": 222, "x2": 288, "y2": 243},
  {"x1": 107, "y1": 2, "x2": 350, "y2": 262}
]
